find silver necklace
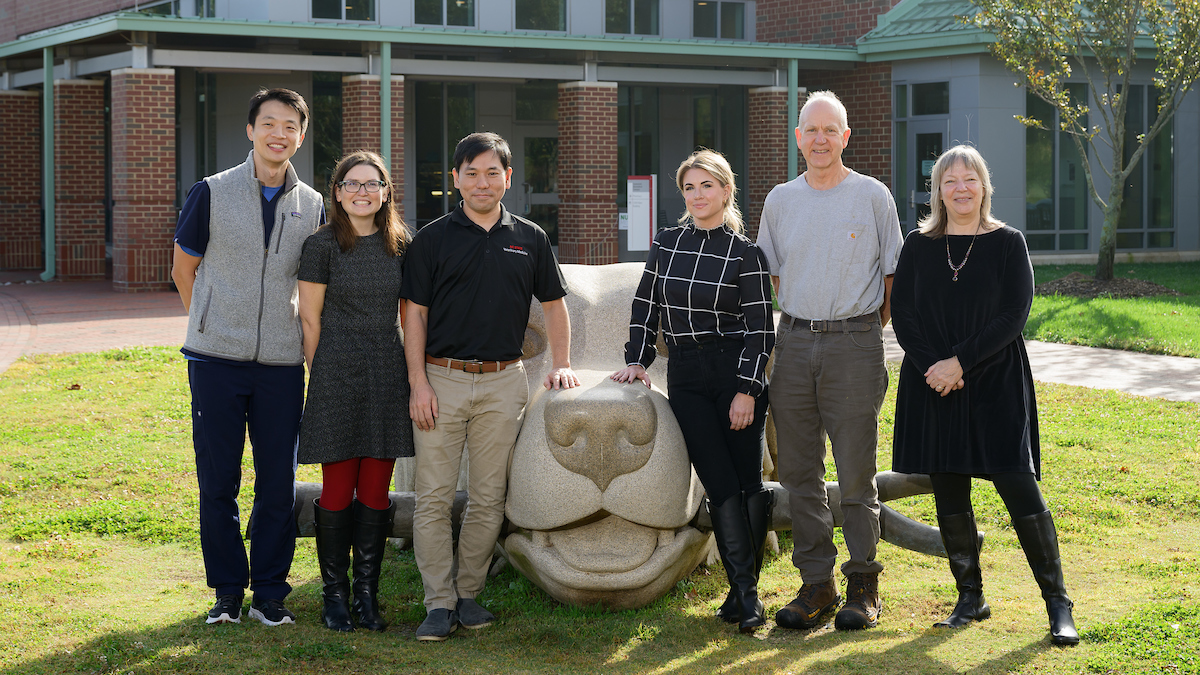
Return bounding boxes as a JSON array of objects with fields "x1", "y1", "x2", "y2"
[{"x1": 946, "y1": 222, "x2": 981, "y2": 282}]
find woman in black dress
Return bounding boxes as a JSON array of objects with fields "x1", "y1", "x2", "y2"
[
  {"x1": 297, "y1": 151, "x2": 413, "y2": 632},
  {"x1": 890, "y1": 145, "x2": 1078, "y2": 645},
  {"x1": 611, "y1": 150, "x2": 775, "y2": 633}
]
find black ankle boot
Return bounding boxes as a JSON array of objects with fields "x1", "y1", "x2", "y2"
[
  {"x1": 716, "y1": 487, "x2": 774, "y2": 624},
  {"x1": 351, "y1": 499, "x2": 396, "y2": 632},
  {"x1": 934, "y1": 511, "x2": 990, "y2": 628},
  {"x1": 314, "y1": 499, "x2": 354, "y2": 632},
  {"x1": 1013, "y1": 510, "x2": 1079, "y2": 645},
  {"x1": 708, "y1": 494, "x2": 764, "y2": 633}
]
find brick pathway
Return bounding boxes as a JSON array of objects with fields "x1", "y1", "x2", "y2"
[
  {"x1": 0, "y1": 278, "x2": 187, "y2": 373},
  {"x1": 0, "y1": 277, "x2": 1196, "y2": 403}
]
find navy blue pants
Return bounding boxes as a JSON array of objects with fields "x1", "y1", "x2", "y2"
[
  {"x1": 188, "y1": 360, "x2": 303, "y2": 601},
  {"x1": 667, "y1": 339, "x2": 768, "y2": 506}
]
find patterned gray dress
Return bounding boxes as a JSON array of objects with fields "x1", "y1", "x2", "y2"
[{"x1": 297, "y1": 227, "x2": 414, "y2": 463}]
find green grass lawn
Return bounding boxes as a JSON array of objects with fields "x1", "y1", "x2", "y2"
[
  {"x1": 1028, "y1": 261, "x2": 1200, "y2": 357},
  {"x1": 2, "y1": 348, "x2": 1198, "y2": 674}
]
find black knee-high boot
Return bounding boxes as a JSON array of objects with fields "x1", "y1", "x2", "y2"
[
  {"x1": 1013, "y1": 510, "x2": 1079, "y2": 645},
  {"x1": 708, "y1": 493, "x2": 765, "y2": 633},
  {"x1": 314, "y1": 499, "x2": 354, "y2": 632},
  {"x1": 934, "y1": 511, "x2": 990, "y2": 628},
  {"x1": 716, "y1": 487, "x2": 774, "y2": 624},
  {"x1": 351, "y1": 499, "x2": 396, "y2": 632}
]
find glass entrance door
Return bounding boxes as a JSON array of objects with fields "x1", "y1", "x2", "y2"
[
  {"x1": 507, "y1": 127, "x2": 559, "y2": 245},
  {"x1": 908, "y1": 120, "x2": 946, "y2": 229}
]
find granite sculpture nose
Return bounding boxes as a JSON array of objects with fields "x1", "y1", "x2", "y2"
[{"x1": 543, "y1": 380, "x2": 657, "y2": 491}]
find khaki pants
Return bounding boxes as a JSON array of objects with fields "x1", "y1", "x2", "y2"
[
  {"x1": 412, "y1": 361, "x2": 529, "y2": 611},
  {"x1": 769, "y1": 321, "x2": 887, "y2": 583}
]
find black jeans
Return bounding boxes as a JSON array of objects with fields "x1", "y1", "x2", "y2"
[{"x1": 667, "y1": 338, "x2": 768, "y2": 506}]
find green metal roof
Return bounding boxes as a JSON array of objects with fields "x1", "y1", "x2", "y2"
[
  {"x1": 0, "y1": 12, "x2": 862, "y2": 63},
  {"x1": 857, "y1": 0, "x2": 993, "y2": 61},
  {"x1": 858, "y1": 0, "x2": 1161, "y2": 62}
]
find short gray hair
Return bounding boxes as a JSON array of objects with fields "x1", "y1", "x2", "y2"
[{"x1": 798, "y1": 90, "x2": 849, "y2": 131}]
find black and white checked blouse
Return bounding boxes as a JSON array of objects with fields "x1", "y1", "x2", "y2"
[{"x1": 623, "y1": 223, "x2": 775, "y2": 397}]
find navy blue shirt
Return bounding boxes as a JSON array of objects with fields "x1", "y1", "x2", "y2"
[{"x1": 175, "y1": 180, "x2": 322, "y2": 256}]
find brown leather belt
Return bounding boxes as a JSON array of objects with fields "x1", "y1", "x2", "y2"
[
  {"x1": 779, "y1": 312, "x2": 878, "y2": 333},
  {"x1": 425, "y1": 354, "x2": 520, "y2": 373}
]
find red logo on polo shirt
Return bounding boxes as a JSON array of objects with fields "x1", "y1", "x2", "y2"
[{"x1": 503, "y1": 245, "x2": 529, "y2": 257}]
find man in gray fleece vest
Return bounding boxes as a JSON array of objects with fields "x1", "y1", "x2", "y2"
[{"x1": 171, "y1": 88, "x2": 324, "y2": 627}]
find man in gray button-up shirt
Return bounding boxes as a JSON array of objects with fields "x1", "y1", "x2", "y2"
[{"x1": 757, "y1": 90, "x2": 903, "y2": 633}]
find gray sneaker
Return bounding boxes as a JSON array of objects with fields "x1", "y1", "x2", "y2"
[
  {"x1": 416, "y1": 608, "x2": 459, "y2": 642},
  {"x1": 456, "y1": 598, "x2": 496, "y2": 629}
]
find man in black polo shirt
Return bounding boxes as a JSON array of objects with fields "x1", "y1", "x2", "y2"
[{"x1": 402, "y1": 132, "x2": 579, "y2": 641}]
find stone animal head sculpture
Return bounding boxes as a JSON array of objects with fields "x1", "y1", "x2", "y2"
[{"x1": 297, "y1": 263, "x2": 959, "y2": 610}]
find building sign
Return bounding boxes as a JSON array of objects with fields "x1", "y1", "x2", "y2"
[{"x1": 626, "y1": 175, "x2": 656, "y2": 252}]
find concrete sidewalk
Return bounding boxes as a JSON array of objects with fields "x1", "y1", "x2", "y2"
[{"x1": 1, "y1": 276, "x2": 1197, "y2": 403}]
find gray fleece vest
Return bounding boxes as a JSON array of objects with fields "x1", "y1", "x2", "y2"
[{"x1": 183, "y1": 151, "x2": 323, "y2": 365}]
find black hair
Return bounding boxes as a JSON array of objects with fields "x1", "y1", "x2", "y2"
[
  {"x1": 247, "y1": 88, "x2": 310, "y2": 134},
  {"x1": 452, "y1": 132, "x2": 512, "y2": 172}
]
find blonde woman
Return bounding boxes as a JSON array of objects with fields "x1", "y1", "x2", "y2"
[
  {"x1": 890, "y1": 145, "x2": 1078, "y2": 645},
  {"x1": 612, "y1": 149, "x2": 774, "y2": 633}
]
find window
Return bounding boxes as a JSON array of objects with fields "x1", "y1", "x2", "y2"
[
  {"x1": 607, "y1": 0, "x2": 659, "y2": 35},
  {"x1": 516, "y1": 0, "x2": 566, "y2": 31},
  {"x1": 312, "y1": 0, "x2": 375, "y2": 22},
  {"x1": 1025, "y1": 85, "x2": 1089, "y2": 251},
  {"x1": 311, "y1": 72, "x2": 345, "y2": 202},
  {"x1": 515, "y1": 82, "x2": 558, "y2": 122},
  {"x1": 693, "y1": 1, "x2": 744, "y2": 39},
  {"x1": 415, "y1": 0, "x2": 474, "y2": 27},
  {"x1": 414, "y1": 82, "x2": 476, "y2": 228},
  {"x1": 911, "y1": 82, "x2": 948, "y2": 116},
  {"x1": 617, "y1": 86, "x2": 659, "y2": 210},
  {"x1": 1117, "y1": 85, "x2": 1174, "y2": 249}
]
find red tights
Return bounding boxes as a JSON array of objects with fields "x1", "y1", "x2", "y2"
[{"x1": 320, "y1": 457, "x2": 396, "y2": 511}]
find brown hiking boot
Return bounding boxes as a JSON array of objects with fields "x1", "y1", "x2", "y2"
[
  {"x1": 835, "y1": 572, "x2": 881, "y2": 630},
  {"x1": 775, "y1": 579, "x2": 840, "y2": 630}
]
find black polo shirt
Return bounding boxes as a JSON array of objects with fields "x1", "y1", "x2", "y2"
[{"x1": 401, "y1": 203, "x2": 568, "y2": 362}]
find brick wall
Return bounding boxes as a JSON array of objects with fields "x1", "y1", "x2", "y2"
[
  {"x1": 340, "y1": 75, "x2": 406, "y2": 206},
  {"x1": 756, "y1": 0, "x2": 901, "y2": 46},
  {"x1": 0, "y1": 0, "x2": 139, "y2": 42},
  {"x1": 745, "y1": 87, "x2": 807, "y2": 240},
  {"x1": 556, "y1": 82, "x2": 618, "y2": 265},
  {"x1": 805, "y1": 64, "x2": 893, "y2": 187},
  {"x1": 0, "y1": 90, "x2": 43, "y2": 270},
  {"x1": 55, "y1": 79, "x2": 107, "y2": 280},
  {"x1": 110, "y1": 68, "x2": 175, "y2": 292}
]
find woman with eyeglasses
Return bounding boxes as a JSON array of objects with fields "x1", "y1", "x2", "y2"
[{"x1": 297, "y1": 151, "x2": 413, "y2": 632}]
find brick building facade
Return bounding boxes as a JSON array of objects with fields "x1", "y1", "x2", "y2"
[{"x1": 10, "y1": 0, "x2": 1179, "y2": 288}]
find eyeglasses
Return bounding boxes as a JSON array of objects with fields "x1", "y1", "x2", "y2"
[{"x1": 337, "y1": 180, "x2": 386, "y2": 193}]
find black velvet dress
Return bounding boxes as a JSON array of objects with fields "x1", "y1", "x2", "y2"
[{"x1": 890, "y1": 226, "x2": 1040, "y2": 478}]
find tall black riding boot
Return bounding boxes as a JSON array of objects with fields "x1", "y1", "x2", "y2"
[
  {"x1": 934, "y1": 511, "x2": 990, "y2": 628},
  {"x1": 351, "y1": 499, "x2": 396, "y2": 632},
  {"x1": 708, "y1": 494, "x2": 765, "y2": 633},
  {"x1": 314, "y1": 499, "x2": 355, "y2": 632},
  {"x1": 716, "y1": 487, "x2": 774, "y2": 624},
  {"x1": 1013, "y1": 510, "x2": 1079, "y2": 645}
]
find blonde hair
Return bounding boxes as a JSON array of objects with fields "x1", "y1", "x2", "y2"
[
  {"x1": 798, "y1": 90, "x2": 849, "y2": 131},
  {"x1": 674, "y1": 149, "x2": 744, "y2": 234},
  {"x1": 918, "y1": 145, "x2": 1005, "y2": 238}
]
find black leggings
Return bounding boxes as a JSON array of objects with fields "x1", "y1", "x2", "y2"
[
  {"x1": 929, "y1": 472, "x2": 1048, "y2": 520},
  {"x1": 667, "y1": 340, "x2": 767, "y2": 507}
]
